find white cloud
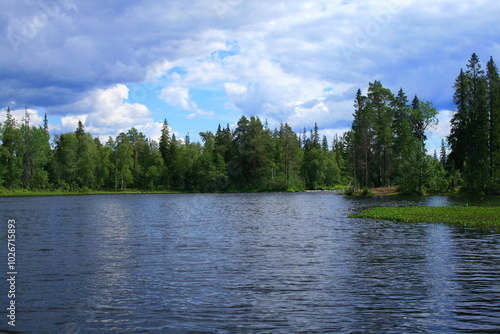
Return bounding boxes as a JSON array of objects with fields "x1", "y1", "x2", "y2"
[
  {"x1": 0, "y1": 107, "x2": 45, "y2": 127},
  {"x1": 58, "y1": 84, "x2": 156, "y2": 140},
  {"x1": 426, "y1": 108, "x2": 454, "y2": 152},
  {"x1": 145, "y1": 59, "x2": 176, "y2": 82},
  {"x1": 224, "y1": 82, "x2": 247, "y2": 96},
  {"x1": 188, "y1": 109, "x2": 216, "y2": 120},
  {"x1": 430, "y1": 109, "x2": 454, "y2": 140},
  {"x1": 60, "y1": 114, "x2": 87, "y2": 132},
  {"x1": 159, "y1": 86, "x2": 193, "y2": 111}
]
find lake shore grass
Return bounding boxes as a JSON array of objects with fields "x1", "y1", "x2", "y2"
[
  {"x1": 349, "y1": 206, "x2": 500, "y2": 228},
  {"x1": 0, "y1": 185, "x2": 348, "y2": 197},
  {"x1": 0, "y1": 188, "x2": 188, "y2": 197}
]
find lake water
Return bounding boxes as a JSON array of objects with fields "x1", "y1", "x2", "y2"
[{"x1": 1, "y1": 193, "x2": 500, "y2": 333}]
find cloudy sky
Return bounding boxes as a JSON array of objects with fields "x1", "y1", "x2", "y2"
[{"x1": 1, "y1": 0, "x2": 500, "y2": 151}]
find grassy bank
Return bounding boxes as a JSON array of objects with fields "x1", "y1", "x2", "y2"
[
  {"x1": 0, "y1": 188, "x2": 186, "y2": 197},
  {"x1": 0, "y1": 185, "x2": 349, "y2": 197},
  {"x1": 349, "y1": 206, "x2": 500, "y2": 228}
]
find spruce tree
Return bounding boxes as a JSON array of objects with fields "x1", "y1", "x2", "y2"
[
  {"x1": 367, "y1": 80, "x2": 394, "y2": 187},
  {"x1": 159, "y1": 119, "x2": 171, "y2": 187},
  {"x1": 448, "y1": 68, "x2": 470, "y2": 171},
  {"x1": 486, "y1": 57, "x2": 500, "y2": 192},
  {"x1": 467, "y1": 53, "x2": 490, "y2": 192},
  {"x1": 449, "y1": 53, "x2": 491, "y2": 193},
  {"x1": 440, "y1": 139, "x2": 447, "y2": 166},
  {"x1": 351, "y1": 88, "x2": 371, "y2": 189},
  {"x1": 2, "y1": 107, "x2": 23, "y2": 188}
]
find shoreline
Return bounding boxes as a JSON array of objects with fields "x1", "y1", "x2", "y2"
[
  {"x1": 0, "y1": 186, "x2": 492, "y2": 198},
  {"x1": 0, "y1": 188, "x2": 342, "y2": 198}
]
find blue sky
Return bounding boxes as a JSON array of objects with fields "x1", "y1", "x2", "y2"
[{"x1": 1, "y1": 0, "x2": 500, "y2": 152}]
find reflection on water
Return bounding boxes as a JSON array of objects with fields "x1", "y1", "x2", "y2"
[{"x1": 0, "y1": 193, "x2": 499, "y2": 333}]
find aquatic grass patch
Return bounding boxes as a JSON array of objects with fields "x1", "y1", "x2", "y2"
[{"x1": 349, "y1": 206, "x2": 500, "y2": 228}]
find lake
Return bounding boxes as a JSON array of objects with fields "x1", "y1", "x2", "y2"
[{"x1": 1, "y1": 193, "x2": 499, "y2": 333}]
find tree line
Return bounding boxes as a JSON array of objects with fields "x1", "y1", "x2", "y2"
[
  {"x1": 448, "y1": 53, "x2": 500, "y2": 194},
  {"x1": 346, "y1": 80, "x2": 443, "y2": 194},
  {"x1": 0, "y1": 110, "x2": 344, "y2": 192},
  {"x1": 1, "y1": 53, "x2": 498, "y2": 195},
  {"x1": 345, "y1": 53, "x2": 500, "y2": 195}
]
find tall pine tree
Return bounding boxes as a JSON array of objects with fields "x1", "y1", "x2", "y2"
[
  {"x1": 486, "y1": 57, "x2": 500, "y2": 192},
  {"x1": 449, "y1": 53, "x2": 492, "y2": 193}
]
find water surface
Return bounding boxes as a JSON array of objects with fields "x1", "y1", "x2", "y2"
[{"x1": 0, "y1": 193, "x2": 499, "y2": 333}]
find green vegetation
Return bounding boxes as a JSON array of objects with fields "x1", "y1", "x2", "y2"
[
  {"x1": 344, "y1": 53, "x2": 500, "y2": 196},
  {"x1": 448, "y1": 54, "x2": 500, "y2": 194},
  {"x1": 347, "y1": 80, "x2": 441, "y2": 195},
  {"x1": 0, "y1": 111, "x2": 347, "y2": 194},
  {"x1": 349, "y1": 206, "x2": 500, "y2": 228}
]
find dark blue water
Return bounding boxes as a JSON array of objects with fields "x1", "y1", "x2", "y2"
[{"x1": 0, "y1": 193, "x2": 499, "y2": 333}]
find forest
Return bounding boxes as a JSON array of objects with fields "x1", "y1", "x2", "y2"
[{"x1": 0, "y1": 53, "x2": 499, "y2": 195}]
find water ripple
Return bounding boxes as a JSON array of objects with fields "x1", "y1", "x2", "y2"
[{"x1": 0, "y1": 193, "x2": 499, "y2": 333}]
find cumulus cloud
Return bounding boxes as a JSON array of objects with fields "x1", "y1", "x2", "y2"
[
  {"x1": 56, "y1": 84, "x2": 162, "y2": 141},
  {"x1": 159, "y1": 86, "x2": 193, "y2": 111}
]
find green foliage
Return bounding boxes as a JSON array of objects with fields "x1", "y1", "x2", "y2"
[
  {"x1": 0, "y1": 112, "x2": 344, "y2": 193},
  {"x1": 1, "y1": 108, "x2": 24, "y2": 188},
  {"x1": 349, "y1": 81, "x2": 439, "y2": 193},
  {"x1": 487, "y1": 57, "x2": 500, "y2": 193},
  {"x1": 114, "y1": 132, "x2": 134, "y2": 189},
  {"x1": 51, "y1": 132, "x2": 79, "y2": 190},
  {"x1": 449, "y1": 54, "x2": 500, "y2": 194},
  {"x1": 350, "y1": 206, "x2": 500, "y2": 228}
]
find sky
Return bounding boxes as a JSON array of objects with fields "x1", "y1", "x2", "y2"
[{"x1": 1, "y1": 0, "x2": 500, "y2": 152}]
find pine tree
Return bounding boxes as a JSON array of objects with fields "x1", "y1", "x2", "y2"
[
  {"x1": 273, "y1": 123, "x2": 303, "y2": 190},
  {"x1": 1, "y1": 107, "x2": 24, "y2": 188},
  {"x1": 448, "y1": 68, "x2": 470, "y2": 171},
  {"x1": 449, "y1": 53, "x2": 491, "y2": 193},
  {"x1": 486, "y1": 57, "x2": 500, "y2": 192},
  {"x1": 367, "y1": 80, "x2": 394, "y2": 186},
  {"x1": 159, "y1": 119, "x2": 171, "y2": 187},
  {"x1": 321, "y1": 135, "x2": 329, "y2": 151},
  {"x1": 168, "y1": 133, "x2": 179, "y2": 189},
  {"x1": 43, "y1": 113, "x2": 49, "y2": 132},
  {"x1": 351, "y1": 88, "x2": 371, "y2": 189},
  {"x1": 20, "y1": 107, "x2": 51, "y2": 189},
  {"x1": 312, "y1": 122, "x2": 320, "y2": 148},
  {"x1": 466, "y1": 54, "x2": 490, "y2": 192},
  {"x1": 21, "y1": 107, "x2": 33, "y2": 188},
  {"x1": 392, "y1": 89, "x2": 410, "y2": 143},
  {"x1": 392, "y1": 88, "x2": 413, "y2": 175},
  {"x1": 440, "y1": 139, "x2": 447, "y2": 166},
  {"x1": 127, "y1": 127, "x2": 147, "y2": 188}
]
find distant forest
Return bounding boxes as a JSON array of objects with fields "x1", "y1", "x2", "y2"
[{"x1": 0, "y1": 53, "x2": 499, "y2": 195}]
